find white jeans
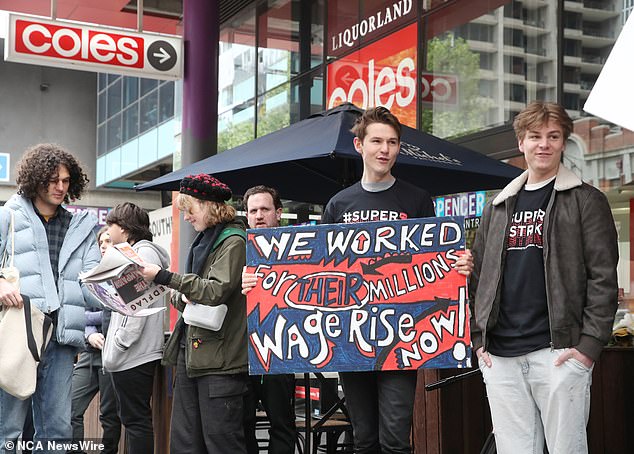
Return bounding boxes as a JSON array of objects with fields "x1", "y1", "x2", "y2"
[{"x1": 478, "y1": 347, "x2": 592, "y2": 454}]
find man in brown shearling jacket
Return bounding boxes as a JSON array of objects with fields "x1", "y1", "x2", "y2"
[{"x1": 469, "y1": 101, "x2": 618, "y2": 454}]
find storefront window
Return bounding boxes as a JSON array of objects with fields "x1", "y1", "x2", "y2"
[
  {"x1": 219, "y1": 0, "x2": 324, "y2": 151},
  {"x1": 218, "y1": 5, "x2": 257, "y2": 151},
  {"x1": 326, "y1": 23, "x2": 418, "y2": 127},
  {"x1": 218, "y1": 103, "x2": 256, "y2": 152},
  {"x1": 122, "y1": 105, "x2": 139, "y2": 143},
  {"x1": 97, "y1": 75, "x2": 174, "y2": 157},
  {"x1": 139, "y1": 90, "x2": 159, "y2": 133},
  {"x1": 257, "y1": 0, "x2": 324, "y2": 95},
  {"x1": 159, "y1": 82, "x2": 175, "y2": 123},
  {"x1": 257, "y1": 83, "x2": 291, "y2": 137},
  {"x1": 419, "y1": 0, "x2": 557, "y2": 138},
  {"x1": 291, "y1": 69, "x2": 325, "y2": 119}
]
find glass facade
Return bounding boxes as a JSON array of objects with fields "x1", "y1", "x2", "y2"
[
  {"x1": 216, "y1": 0, "x2": 624, "y2": 140},
  {"x1": 92, "y1": 0, "x2": 634, "y2": 303},
  {"x1": 97, "y1": 74, "x2": 175, "y2": 157},
  {"x1": 218, "y1": 0, "x2": 325, "y2": 152},
  {"x1": 212, "y1": 0, "x2": 634, "y2": 307}
]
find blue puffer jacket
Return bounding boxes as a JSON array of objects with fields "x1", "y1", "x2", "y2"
[{"x1": 0, "y1": 194, "x2": 101, "y2": 348}]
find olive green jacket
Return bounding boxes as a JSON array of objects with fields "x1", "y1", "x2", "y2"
[{"x1": 162, "y1": 222, "x2": 248, "y2": 377}]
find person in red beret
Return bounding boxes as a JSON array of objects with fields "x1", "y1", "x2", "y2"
[{"x1": 141, "y1": 174, "x2": 249, "y2": 454}]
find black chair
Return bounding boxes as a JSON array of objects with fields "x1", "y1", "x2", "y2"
[{"x1": 295, "y1": 374, "x2": 353, "y2": 454}]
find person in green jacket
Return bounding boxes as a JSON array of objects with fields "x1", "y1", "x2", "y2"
[{"x1": 140, "y1": 174, "x2": 248, "y2": 454}]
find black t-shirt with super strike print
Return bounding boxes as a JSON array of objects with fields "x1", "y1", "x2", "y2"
[
  {"x1": 488, "y1": 180, "x2": 555, "y2": 357},
  {"x1": 321, "y1": 179, "x2": 435, "y2": 224}
]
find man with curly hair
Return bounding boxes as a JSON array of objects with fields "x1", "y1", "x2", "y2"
[{"x1": 0, "y1": 143, "x2": 101, "y2": 453}]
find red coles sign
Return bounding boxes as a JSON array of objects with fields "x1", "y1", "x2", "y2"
[
  {"x1": 5, "y1": 14, "x2": 182, "y2": 80},
  {"x1": 15, "y1": 20, "x2": 144, "y2": 68}
]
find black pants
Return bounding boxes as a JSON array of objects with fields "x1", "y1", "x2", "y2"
[
  {"x1": 111, "y1": 360, "x2": 158, "y2": 454},
  {"x1": 70, "y1": 351, "x2": 121, "y2": 454},
  {"x1": 170, "y1": 349, "x2": 248, "y2": 454},
  {"x1": 243, "y1": 374, "x2": 296, "y2": 454},
  {"x1": 340, "y1": 370, "x2": 417, "y2": 454}
]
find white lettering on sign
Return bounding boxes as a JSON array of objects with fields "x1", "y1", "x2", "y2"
[
  {"x1": 328, "y1": 57, "x2": 416, "y2": 110},
  {"x1": 18, "y1": 21, "x2": 143, "y2": 67},
  {"x1": 420, "y1": 73, "x2": 458, "y2": 105},
  {"x1": 434, "y1": 192, "x2": 486, "y2": 218},
  {"x1": 328, "y1": 58, "x2": 458, "y2": 110},
  {"x1": 330, "y1": 0, "x2": 414, "y2": 51}
]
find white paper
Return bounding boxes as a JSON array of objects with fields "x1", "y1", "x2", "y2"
[{"x1": 80, "y1": 243, "x2": 167, "y2": 317}]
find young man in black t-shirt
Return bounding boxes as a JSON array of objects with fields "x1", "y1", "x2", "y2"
[
  {"x1": 242, "y1": 107, "x2": 473, "y2": 453},
  {"x1": 322, "y1": 107, "x2": 473, "y2": 454},
  {"x1": 470, "y1": 101, "x2": 618, "y2": 454}
]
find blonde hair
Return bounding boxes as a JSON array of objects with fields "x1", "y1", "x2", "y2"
[
  {"x1": 176, "y1": 193, "x2": 236, "y2": 227},
  {"x1": 513, "y1": 101, "x2": 573, "y2": 141}
]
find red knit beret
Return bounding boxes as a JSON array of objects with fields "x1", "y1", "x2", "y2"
[{"x1": 179, "y1": 174, "x2": 232, "y2": 202}]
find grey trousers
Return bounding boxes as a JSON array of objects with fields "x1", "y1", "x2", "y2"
[{"x1": 69, "y1": 351, "x2": 121, "y2": 454}]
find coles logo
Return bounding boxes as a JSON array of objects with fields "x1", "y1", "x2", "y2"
[
  {"x1": 327, "y1": 23, "x2": 459, "y2": 127},
  {"x1": 328, "y1": 57, "x2": 416, "y2": 113},
  {"x1": 14, "y1": 19, "x2": 143, "y2": 68},
  {"x1": 327, "y1": 23, "x2": 418, "y2": 127}
]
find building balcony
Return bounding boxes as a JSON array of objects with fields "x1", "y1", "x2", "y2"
[
  {"x1": 565, "y1": 1, "x2": 620, "y2": 21},
  {"x1": 525, "y1": 47, "x2": 547, "y2": 56}
]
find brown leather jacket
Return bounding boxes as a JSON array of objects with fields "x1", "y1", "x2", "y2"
[{"x1": 469, "y1": 166, "x2": 618, "y2": 362}]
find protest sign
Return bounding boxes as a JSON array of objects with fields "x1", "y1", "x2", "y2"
[
  {"x1": 80, "y1": 243, "x2": 166, "y2": 317},
  {"x1": 245, "y1": 216, "x2": 471, "y2": 374}
]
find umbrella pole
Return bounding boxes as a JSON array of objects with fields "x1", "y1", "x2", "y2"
[{"x1": 341, "y1": 158, "x2": 357, "y2": 188}]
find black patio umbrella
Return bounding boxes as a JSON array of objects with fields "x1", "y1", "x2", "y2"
[{"x1": 136, "y1": 103, "x2": 522, "y2": 204}]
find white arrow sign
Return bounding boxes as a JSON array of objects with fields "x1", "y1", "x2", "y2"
[{"x1": 153, "y1": 47, "x2": 171, "y2": 64}]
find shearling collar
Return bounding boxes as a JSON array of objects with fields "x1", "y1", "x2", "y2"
[{"x1": 492, "y1": 165, "x2": 582, "y2": 206}]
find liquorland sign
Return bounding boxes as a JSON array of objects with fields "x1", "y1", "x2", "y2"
[
  {"x1": 328, "y1": 0, "x2": 415, "y2": 55},
  {"x1": 4, "y1": 14, "x2": 182, "y2": 80}
]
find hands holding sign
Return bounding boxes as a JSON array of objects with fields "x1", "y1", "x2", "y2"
[
  {"x1": 453, "y1": 249, "x2": 473, "y2": 276},
  {"x1": 242, "y1": 267, "x2": 258, "y2": 295}
]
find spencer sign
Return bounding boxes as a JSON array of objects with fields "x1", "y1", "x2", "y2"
[
  {"x1": 328, "y1": 0, "x2": 415, "y2": 55},
  {"x1": 4, "y1": 14, "x2": 182, "y2": 80}
]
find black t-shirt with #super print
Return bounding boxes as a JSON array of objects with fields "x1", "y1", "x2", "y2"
[
  {"x1": 488, "y1": 179, "x2": 555, "y2": 357},
  {"x1": 321, "y1": 179, "x2": 435, "y2": 224}
]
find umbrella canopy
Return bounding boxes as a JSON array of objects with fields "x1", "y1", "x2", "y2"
[{"x1": 136, "y1": 103, "x2": 522, "y2": 204}]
